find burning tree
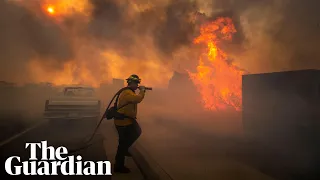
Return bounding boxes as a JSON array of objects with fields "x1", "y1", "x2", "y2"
[{"x1": 188, "y1": 17, "x2": 244, "y2": 111}]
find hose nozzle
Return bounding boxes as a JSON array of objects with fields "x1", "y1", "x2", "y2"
[{"x1": 139, "y1": 86, "x2": 152, "y2": 90}]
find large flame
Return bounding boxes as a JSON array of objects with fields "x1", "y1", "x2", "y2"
[{"x1": 189, "y1": 17, "x2": 244, "y2": 111}]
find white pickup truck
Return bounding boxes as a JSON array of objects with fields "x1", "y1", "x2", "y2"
[{"x1": 44, "y1": 86, "x2": 101, "y2": 120}]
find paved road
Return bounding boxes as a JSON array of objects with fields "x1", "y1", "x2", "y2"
[
  {"x1": 137, "y1": 117, "x2": 277, "y2": 180},
  {"x1": 1, "y1": 119, "x2": 111, "y2": 179},
  {"x1": 4, "y1": 114, "x2": 317, "y2": 180},
  {"x1": 137, "y1": 115, "x2": 320, "y2": 180}
]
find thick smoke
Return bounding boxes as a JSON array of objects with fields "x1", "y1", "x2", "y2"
[
  {"x1": 0, "y1": 0, "x2": 73, "y2": 83},
  {"x1": 273, "y1": 0, "x2": 320, "y2": 70},
  {"x1": 152, "y1": 0, "x2": 197, "y2": 55},
  {"x1": 0, "y1": 1, "x2": 319, "y2": 172},
  {"x1": 223, "y1": 0, "x2": 320, "y2": 72},
  {"x1": 0, "y1": 0, "x2": 319, "y2": 85},
  {"x1": 192, "y1": 0, "x2": 320, "y2": 73},
  {"x1": 88, "y1": 0, "x2": 133, "y2": 53},
  {"x1": 87, "y1": 0, "x2": 198, "y2": 59}
]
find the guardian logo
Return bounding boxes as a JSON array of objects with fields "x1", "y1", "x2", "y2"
[{"x1": 5, "y1": 141, "x2": 112, "y2": 175}]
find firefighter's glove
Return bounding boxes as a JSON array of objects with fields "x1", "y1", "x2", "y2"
[{"x1": 138, "y1": 86, "x2": 146, "y2": 92}]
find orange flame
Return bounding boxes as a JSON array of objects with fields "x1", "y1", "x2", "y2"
[
  {"x1": 189, "y1": 17, "x2": 244, "y2": 111},
  {"x1": 42, "y1": 0, "x2": 91, "y2": 17}
]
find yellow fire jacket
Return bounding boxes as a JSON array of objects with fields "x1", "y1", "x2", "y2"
[{"x1": 114, "y1": 88, "x2": 145, "y2": 126}]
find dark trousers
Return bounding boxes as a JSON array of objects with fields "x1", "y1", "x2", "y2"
[{"x1": 115, "y1": 122, "x2": 141, "y2": 167}]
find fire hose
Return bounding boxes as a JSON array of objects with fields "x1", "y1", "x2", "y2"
[{"x1": 68, "y1": 86, "x2": 152, "y2": 154}]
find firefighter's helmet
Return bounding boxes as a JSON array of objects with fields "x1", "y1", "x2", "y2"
[{"x1": 126, "y1": 74, "x2": 141, "y2": 84}]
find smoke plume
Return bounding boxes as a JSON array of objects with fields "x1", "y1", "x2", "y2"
[
  {"x1": 226, "y1": 0, "x2": 320, "y2": 72},
  {"x1": 0, "y1": 0, "x2": 319, "y2": 85},
  {"x1": 0, "y1": 0, "x2": 73, "y2": 83}
]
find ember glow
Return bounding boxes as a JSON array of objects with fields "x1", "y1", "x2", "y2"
[
  {"x1": 42, "y1": 0, "x2": 91, "y2": 16},
  {"x1": 189, "y1": 17, "x2": 244, "y2": 111},
  {"x1": 46, "y1": 6, "x2": 55, "y2": 15}
]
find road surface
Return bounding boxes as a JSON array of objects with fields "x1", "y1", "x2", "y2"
[
  {"x1": 136, "y1": 116, "x2": 277, "y2": 180},
  {"x1": 0, "y1": 119, "x2": 142, "y2": 179},
  {"x1": 3, "y1": 114, "x2": 316, "y2": 180},
  {"x1": 135, "y1": 114, "x2": 320, "y2": 180}
]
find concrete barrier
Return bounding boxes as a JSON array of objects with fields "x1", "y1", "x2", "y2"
[{"x1": 130, "y1": 143, "x2": 173, "y2": 180}]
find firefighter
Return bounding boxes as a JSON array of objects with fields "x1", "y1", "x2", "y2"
[{"x1": 114, "y1": 74, "x2": 146, "y2": 173}]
